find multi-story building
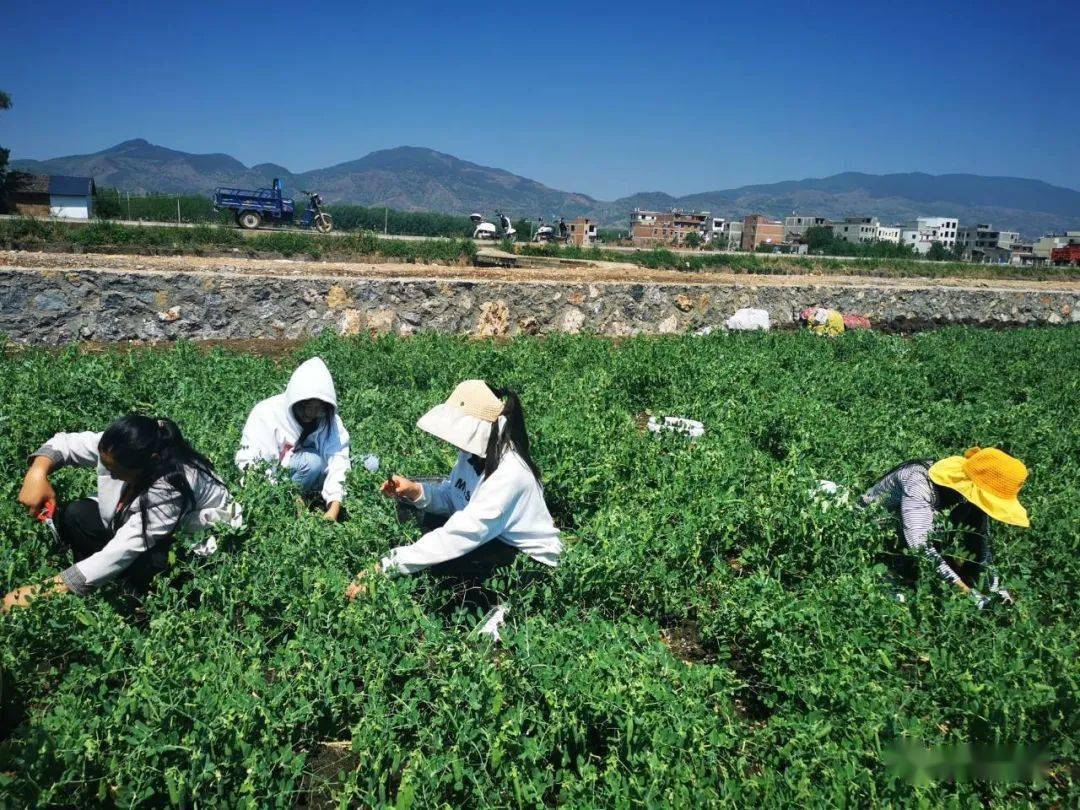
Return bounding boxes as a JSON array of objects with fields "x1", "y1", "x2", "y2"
[
  {"x1": 829, "y1": 217, "x2": 881, "y2": 244},
  {"x1": 875, "y1": 225, "x2": 901, "y2": 243},
  {"x1": 1032, "y1": 231, "x2": 1080, "y2": 261},
  {"x1": 707, "y1": 217, "x2": 725, "y2": 244},
  {"x1": 1008, "y1": 242, "x2": 1038, "y2": 266},
  {"x1": 956, "y1": 224, "x2": 1019, "y2": 252},
  {"x1": 722, "y1": 220, "x2": 743, "y2": 250},
  {"x1": 567, "y1": 217, "x2": 597, "y2": 247},
  {"x1": 783, "y1": 214, "x2": 828, "y2": 242},
  {"x1": 741, "y1": 215, "x2": 785, "y2": 251},
  {"x1": 630, "y1": 208, "x2": 710, "y2": 247},
  {"x1": 956, "y1": 224, "x2": 1024, "y2": 263},
  {"x1": 901, "y1": 216, "x2": 959, "y2": 254}
]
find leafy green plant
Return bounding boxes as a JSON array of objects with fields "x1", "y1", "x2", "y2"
[{"x1": 0, "y1": 327, "x2": 1077, "y2": 806}]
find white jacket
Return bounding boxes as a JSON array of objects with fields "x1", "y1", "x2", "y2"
[
  {"x1": 381, "y1": 449, "x2": 562, "y2": 574},
  {"x1": 32, "y1": 431, "x2": 239, "y2": 594},
  {"x1": 235, "y1": 357, "x2": 351, "y2": 504}
]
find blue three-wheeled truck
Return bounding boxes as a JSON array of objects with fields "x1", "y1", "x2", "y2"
[{"x1": 213, "y1": 179, "x2": 333, "y2": 232}]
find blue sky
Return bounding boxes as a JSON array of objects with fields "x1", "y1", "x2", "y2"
[{"x1": 3, "y1": 0, "x2": 1078, "y2": 199}]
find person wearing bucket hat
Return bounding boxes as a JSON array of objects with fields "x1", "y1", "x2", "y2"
[
  {"x1": 345, "y1": 381, "x2": 561, "y2": 611},
  {"x1": 859, "y1": 447, "x2": 1029, "y2": 608}
]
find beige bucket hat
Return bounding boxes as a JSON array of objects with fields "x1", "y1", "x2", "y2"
[{"x1": 417, "y1": 380, "x2": 504, "y2": 456}]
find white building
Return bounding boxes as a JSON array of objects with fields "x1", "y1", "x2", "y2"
[
  {"x1": 876, "y1": 225, "x2": 901, "y2": 243},
  {"x1": 901, "y1": 216, "x2": 959, "y2": 254},
  {"x1": 829, "y1": 217, "x2": 881, "y2": 244},
  {"x1": 783, "y1": 214, "x2": 827, "y2": 241},
  {"x1": 48, "y1": 175, "x2": 95, "y2": 219},
  {"x1": 706, "y1": 217, "x2": 725, "y2": 244}
]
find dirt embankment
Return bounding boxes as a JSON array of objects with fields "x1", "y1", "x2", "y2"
[{"x1": 5, "y1": 250, "x2": 1078, "y2": 292}]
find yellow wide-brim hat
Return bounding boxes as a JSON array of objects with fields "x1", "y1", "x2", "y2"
[{"x1": 928, "y1": 447, "x2": 1029, "y2": 527}]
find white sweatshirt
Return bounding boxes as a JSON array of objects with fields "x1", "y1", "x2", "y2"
[
  {"x1": 235, "y1": 357, "x2": 351, "y2": 504},
  {"x1": 32, "y1": 431, "x2": 239, "y2": 594},
  {"x1": 381, "y1": 449, "x2": 562, "y2": 574}
]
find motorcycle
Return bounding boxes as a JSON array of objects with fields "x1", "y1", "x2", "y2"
[
  {"x1": 471, "y1": 213, "x2": 497, "y2": 240},
  {"x1": 298, "y1": 190, "x2": 333, "y2": 233},
  {"x1": 533, "y1": 216, "x2": 568, "y2": 244},
  {"x1": 471, "y1": 211, "x2": 516, "y2": 241}
]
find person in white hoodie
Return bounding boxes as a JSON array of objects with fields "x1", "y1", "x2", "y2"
[
  {"x1": 345, "y1": 380, "x2": 561, "y2": 610},
  {"x1": 4, "y1": 415, "x2": 239, "y2": 611},
  {"x1": 235, "y1": 357, "x2": 351, "y2": 522}
]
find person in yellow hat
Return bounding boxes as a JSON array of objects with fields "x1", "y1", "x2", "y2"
[
  {"x1": 345, "y1": 381, "x2": 561, "y2": 637},
  {"x1": 859, "y1": 447, "x2": 1029, "y2": 608}
]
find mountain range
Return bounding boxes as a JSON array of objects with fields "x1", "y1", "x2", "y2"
[{"x1": 12, "y1": 139, "x2": 1080, "y2": 237}]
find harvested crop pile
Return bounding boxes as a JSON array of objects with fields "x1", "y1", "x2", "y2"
[{"x1": 0, "y1": 328, "x2": 1077, "y2": 806}]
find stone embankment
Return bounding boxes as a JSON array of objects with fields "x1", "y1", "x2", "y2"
[{"x1": 1, "y1": 252, "x2": 1075, "y2": 344}]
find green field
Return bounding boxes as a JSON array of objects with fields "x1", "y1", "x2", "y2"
[{"x1": 0, "y1": 328, "x2": 1077, "y2": 806}]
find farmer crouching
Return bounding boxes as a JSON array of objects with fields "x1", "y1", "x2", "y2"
[
  {"x1": 4, "y1": 416, "x2": 239, "y2": 611},
  {"x1": 860, "y1": 447, "x2": 1028, "y2": 608},
  {"x1": 235, "y1": 357, "x2": 351, "y2": 522},
  {"x1": 346, "y1": 381, "x2": 561, "y2": 637}
]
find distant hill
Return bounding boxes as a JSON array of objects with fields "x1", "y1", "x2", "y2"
[
  {"x1": 12, "y1": 140, "x2": 594, "y2": 218},
  {"x1": 13, "y1": 140, "x2": 1080, "y2": 237}
]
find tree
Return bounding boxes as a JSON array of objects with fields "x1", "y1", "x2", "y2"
[
  {"x1": 803, "y1": 226, "x2": 835, "y2": 253},
  {"x1": 0, "y1": 91, "x2": 10, "y2": 188},
  {"x1": 683, "y1": 231, "x2": 703, "y2": 249},
  {"x1": 926, "y1": 241, "x2": 949, "y2": 261}
]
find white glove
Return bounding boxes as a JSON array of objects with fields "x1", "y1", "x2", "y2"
[{"x1": 970, "y1": 590, "x2": 991, "y2": 610}]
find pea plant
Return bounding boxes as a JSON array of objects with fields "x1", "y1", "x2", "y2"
[{"x1": 0, "y1": 327, "x2": 1076, "y2": 807}]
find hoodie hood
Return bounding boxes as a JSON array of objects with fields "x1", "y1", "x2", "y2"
[{"x1": 285, "y1": 357, "x2": 339, "y2": 415}]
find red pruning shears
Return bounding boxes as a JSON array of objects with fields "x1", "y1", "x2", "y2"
[{"x1": 38, "y1": 501, "x2": 59, "y2": 542}]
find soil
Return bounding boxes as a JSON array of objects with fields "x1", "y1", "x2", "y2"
[{"x1": 4, "y1": 249, "x2": 1078, "y2": 292}]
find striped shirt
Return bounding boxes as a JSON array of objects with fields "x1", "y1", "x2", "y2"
[{"x1": 860, "y1": 461, "x2": 995, "y2": 588}]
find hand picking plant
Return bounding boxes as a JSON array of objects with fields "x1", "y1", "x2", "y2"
[{"x1": 0, "y1": 327, "x2": 1076, "y2": 806}]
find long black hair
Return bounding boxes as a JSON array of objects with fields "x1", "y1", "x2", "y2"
[
  {"x1": 482, "y1": 387, "x2": 543, "y2": 481},
  {"x1": 99, "y1": 415, "x2": 221, "y2": 542}
]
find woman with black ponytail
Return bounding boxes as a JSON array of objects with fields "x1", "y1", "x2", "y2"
[
  {"x1": 346, "y1": 381, "x2": 561, "y2": 624},
  {"x1": 4, "y1": 416, "x2": 239, "y2": 610}
]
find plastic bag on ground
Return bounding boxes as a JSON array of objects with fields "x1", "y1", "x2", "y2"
[
  {"x1": 475, "y1": 604, "x2": 509, "y2": 642},
  {"x1": 647, "y1": 416, "x2": 705, "y2": 439},
  {"x1": 724, "y1": 308, "x2": 771, "y2": 331},
  {"x1": 842, "y1": 313, "x2": 871, "y2": 330}
]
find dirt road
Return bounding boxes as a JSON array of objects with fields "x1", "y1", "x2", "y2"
[{"x1": 5, "y1": 250, "x2": 1077, "y2": 292}]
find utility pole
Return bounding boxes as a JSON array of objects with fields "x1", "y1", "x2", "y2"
[
  {"x1": 126, "y1": 190, "x2": 130, "y2": 220},
  {"x1": 384, "y1": 206, "x2": 388, "y2": 235},
  {"x1": 177, "y1": 194, "x2": 181, "y2": 225}
]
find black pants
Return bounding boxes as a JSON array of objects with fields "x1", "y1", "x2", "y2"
[
  {"x1": 397, "y1": 505, "x2": 533, "y2": 613},
  {"x1": 58, "y1": 498, "x2": 173, "y2": 593}
]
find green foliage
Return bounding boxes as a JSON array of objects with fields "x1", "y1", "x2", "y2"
[
  {"x1": 93, "y1": 187, "x2": 229, "y2": 225},
  {"x1": 326, "y1": 205, "x2": 474, "y2": 238},
  {"x1": 803, "y1": 225, "x2": 918, "y2": 259},
  {"x1": 596, "y1": 227, "x2": 627, "y2": 244},
  {"x1": 683, "y1": 232, "x2": 703, "y2": 249},
  {"x1": 927, "y1": 241, "x2": 949, "y2": 261},
  {"x1": 0, "y1": 218, "x2": 476, "y2": 264},
  {"x1": 0, "y1": 328, "x2": 1077, "y2": 806}
]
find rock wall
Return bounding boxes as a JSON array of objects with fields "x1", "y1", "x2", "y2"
[{"x1": 1, "y1": 266, "x2": 1076, "y2": 344}]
